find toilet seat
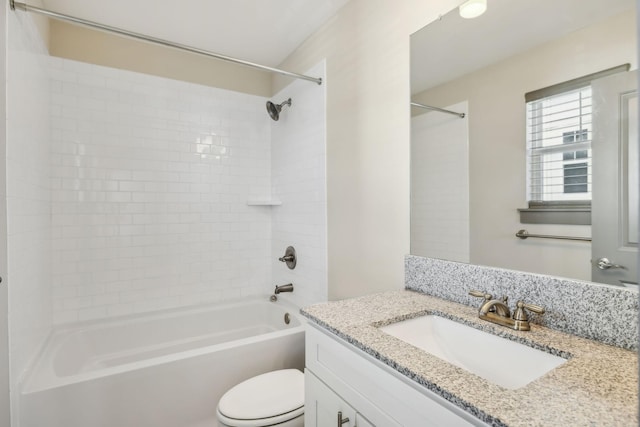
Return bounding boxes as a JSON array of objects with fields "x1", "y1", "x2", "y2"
[{"x1": 216, "y1": 369, "x2": 304, "y2": 427}]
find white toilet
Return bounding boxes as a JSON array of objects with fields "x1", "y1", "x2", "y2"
[{"x1": 216, "y1": 369, "x2": 304, "y2": 427}]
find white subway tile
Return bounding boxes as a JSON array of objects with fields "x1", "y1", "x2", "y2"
[{"x1": 49, "y1": 57, "x2": 327, "y2": 323}]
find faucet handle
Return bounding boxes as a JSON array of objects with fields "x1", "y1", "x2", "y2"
[
  {"x1": 469, "y1": 290, "x2": 492, "y2": 300},
  {"x1": 470, "y1": 290, "x2": 509, "y2": 304},
  {"x1": 513, "y1": 300, "x2": 545, "y2": 321},
  {"x1": 278, "y1": 246, "x2": 297, "y2": 269}
]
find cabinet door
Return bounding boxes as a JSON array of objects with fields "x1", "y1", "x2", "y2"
[{"x1": 305, "y1": 370, "x2": 356, "y2": 427}]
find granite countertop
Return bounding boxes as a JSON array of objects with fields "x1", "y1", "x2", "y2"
[{"x1": 301, "y1": 290, "x2": 639, "y2": 427}]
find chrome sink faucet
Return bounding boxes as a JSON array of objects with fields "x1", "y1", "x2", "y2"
[{"x1": 469, "y1": 290, "x2": 544, "y2": 331}]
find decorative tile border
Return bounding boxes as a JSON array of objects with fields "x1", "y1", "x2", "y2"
[{"x1": 405, "y1": 255, "x2": 639, "y2": 350}]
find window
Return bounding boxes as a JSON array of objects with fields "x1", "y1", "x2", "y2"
[
  {"x1": 526, "y1": 86, "x2": 592, "y2": 203},
  {"x1": 518, "y1": 64, "x2": 629, "y2": 225}
]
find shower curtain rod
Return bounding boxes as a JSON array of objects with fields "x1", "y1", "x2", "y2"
[
  {"x1": 9, "y1": 0, "x2": 323, "y2": 85},
  {"x1": 411, "y1": 102, "x2": 465, "y2": 118}
]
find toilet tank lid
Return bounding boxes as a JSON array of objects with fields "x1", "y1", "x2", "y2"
[{"x1": 218, "y1": 369, "x2": 304, "y2": 420}]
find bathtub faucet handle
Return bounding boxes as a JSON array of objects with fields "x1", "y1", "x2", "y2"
[
  {"x1": 278, "y1": 246, "x2": 297, "y2": 269},
  {"x1": 274, "y1": 283, "x2": 294, "y2": 294}
]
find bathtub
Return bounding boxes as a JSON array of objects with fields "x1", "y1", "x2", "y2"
[{"x1": 19, "y1": 297, "x2": 305, "y2": 427}]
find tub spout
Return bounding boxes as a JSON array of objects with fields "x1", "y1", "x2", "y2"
[{"x1": 274, "y1": 283, "x2": 294, "y2": 294}]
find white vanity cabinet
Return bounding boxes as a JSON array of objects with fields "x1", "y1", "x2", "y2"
[{"x1": 304, "y1": 324, "x2": 487, "y2": 427}]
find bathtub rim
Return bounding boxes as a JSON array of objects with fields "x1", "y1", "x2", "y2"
[{"x1": 21, "y1": 296, "x2": 306, "y2": 394}]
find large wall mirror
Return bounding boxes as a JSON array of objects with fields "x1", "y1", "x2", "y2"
[{"x1": 410, "y1": 0, "x2": 638, "y2": 287}]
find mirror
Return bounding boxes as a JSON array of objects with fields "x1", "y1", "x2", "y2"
[{"x1": 410, "y1": 0, "x2": 637, "y2": 285}]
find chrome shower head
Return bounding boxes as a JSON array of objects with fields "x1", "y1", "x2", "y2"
[{"x1": 266, "y1": 98, "x2": 292, "y2": 121}]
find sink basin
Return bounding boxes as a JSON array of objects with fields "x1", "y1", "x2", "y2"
[{"x1": 379, "y1": 315, "x2": 567, "y2": 389}]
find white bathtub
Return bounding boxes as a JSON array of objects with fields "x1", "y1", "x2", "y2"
[{"x1": 20, "y1": 298, "x2": 305, "y2": 427}]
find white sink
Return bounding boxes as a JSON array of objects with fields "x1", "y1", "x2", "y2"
[{"x1": 379, "y1": 315, "x2": 567, "y2": 390}]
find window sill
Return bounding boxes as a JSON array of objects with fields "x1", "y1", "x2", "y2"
[{"x1": 517, "y1": 206, "x2": 591, "y2": 225}]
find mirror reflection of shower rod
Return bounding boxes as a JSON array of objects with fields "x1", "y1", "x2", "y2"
[
  {"x1": 9, "y1": 0, "x2": 322, "y2": 86},
  {"x1": 411, "y1": 102, "x2": 465, "y2": 118}
]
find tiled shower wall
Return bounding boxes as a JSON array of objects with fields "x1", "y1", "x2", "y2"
[
  {"x1": 50, "y1": 59, "x2": 275, "y2": 323},
  {"x1": 271, "y1": 61, "x2": 327, "y2": 308}
]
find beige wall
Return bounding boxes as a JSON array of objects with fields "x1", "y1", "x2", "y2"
[
  {"x1": 45, "y1": 0, "x2": 463, "y2": 301},
  {"x1": 412, "y1": 12, "x2": 636, "y2": 281},
  {"x1": 274, "y1": 0, "x2": 461, "y2": 299},
  {"x1": 49, "y1": 21, "x2": 272, "y2": 97}
]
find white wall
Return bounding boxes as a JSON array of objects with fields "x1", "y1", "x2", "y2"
[
  {"x1": 271, "y1": 61, "x2": 327, "y2": 308},
  {"x1": 412, "y1": 11, "x2": 635, "y2": 280},
  {"x1": 274, "y1": 0, "x2": 461, "y2": 300},
  {"x1": 411, "y1": 101, "x2": 469, "y2": 263},
  {"x1": 6, "y1": 4, "x2": 52, "y2": 421},
  {"x1": 49, "y1": 58, "x2": 274, "y2": 323}
]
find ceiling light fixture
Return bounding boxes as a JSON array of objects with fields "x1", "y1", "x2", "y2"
[{"x1": 459, "y1": 0, "x2": 487, "y2": 19}]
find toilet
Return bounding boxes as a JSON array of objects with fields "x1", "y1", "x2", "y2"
[{"x1": 216, "y1": 369, "x2": 304, "y2": 427}]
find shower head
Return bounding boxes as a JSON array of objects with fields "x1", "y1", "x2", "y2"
[{"x1": 266, "y1": 98, "x2": 292, "y2": 121}]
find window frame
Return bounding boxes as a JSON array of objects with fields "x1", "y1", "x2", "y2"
[{"x1": 518, "y1": 64, "x2": 630, "y2": 225}]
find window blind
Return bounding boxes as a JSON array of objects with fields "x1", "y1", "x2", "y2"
[
  {"x1": 526, "y1": 86, "x2": 592, "y2": 202},
  {"x1": 520, "y1": 65, "x2": 629, "y2": 224}
]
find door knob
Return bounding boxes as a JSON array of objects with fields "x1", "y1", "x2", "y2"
[{"x1": 595, "y1": 258, "x2": 625, "y2": 270}]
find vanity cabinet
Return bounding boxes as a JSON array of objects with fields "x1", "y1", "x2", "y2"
[{"x1": 304, "y1": 324, "x2": 486, "y2": 427}]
